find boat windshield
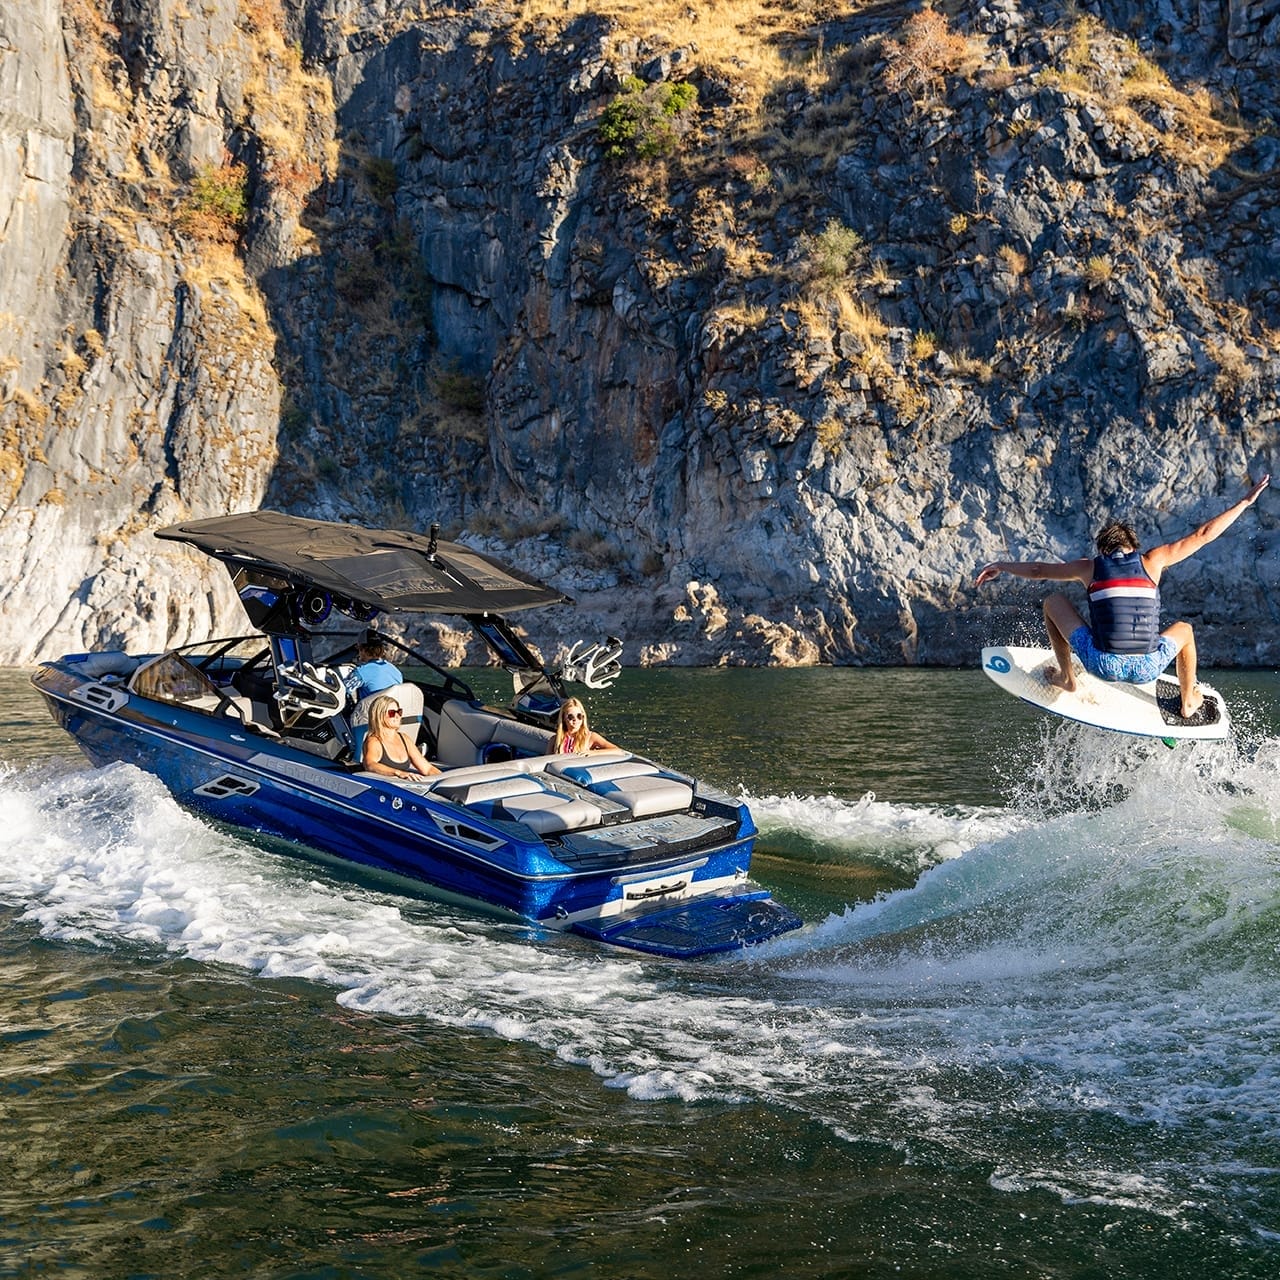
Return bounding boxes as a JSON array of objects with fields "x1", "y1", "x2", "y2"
[
  {"x1": 130, "y1": 652, "x2": 227, "y2": 712},
  {"x1": 128, "y1": 638, "x2": 272, "y2": 715}
]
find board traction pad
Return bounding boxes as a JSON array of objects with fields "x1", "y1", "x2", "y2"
[{"x1": 1154, "y1": 678, "x2": 1221, "y2": 728}]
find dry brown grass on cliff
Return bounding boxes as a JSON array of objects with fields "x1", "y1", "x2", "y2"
[
  {"x1": 241, "y1": 1, "x2": 339, "y2": 202},
  {"x1": 514, "y1": 0, "x2": 835, "y2": 108},
  {"x1": 1043, "y1": 14, "x2": 1251, "y2": 172},
  {"x1": 180, "y1": 240, "x2": 272, "y2": 336},
  {"x1": 835, "y1": 289, "x2": 887, "y2": 346}
]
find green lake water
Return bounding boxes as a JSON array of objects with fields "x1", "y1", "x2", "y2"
[{"x1": 3, "y1": 666, "x2": 1279, "y2": 1278}]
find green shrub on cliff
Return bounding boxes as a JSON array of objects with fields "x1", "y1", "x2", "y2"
[
  {"x1": 363, "y1": 155, "x2": 399, "y2": 205},
  {"x1": 799, "y1": 219, "x2": 865, "y2": 284},
  {"x1": 599, "y1": 76, "x2": 699, "y2": 161},
  {"x1": 178, "y1": 161, "x2": 249, "y2": 242}
]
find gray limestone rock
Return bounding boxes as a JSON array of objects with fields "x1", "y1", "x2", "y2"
[{"x1": 0, "y1": 0, "x2": 1276, "y2": 669}]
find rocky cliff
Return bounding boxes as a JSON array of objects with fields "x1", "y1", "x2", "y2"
[{"x1": 1, "y1": 1, "x2": 1276, "y2": 667}]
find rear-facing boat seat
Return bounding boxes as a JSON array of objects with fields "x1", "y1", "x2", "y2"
[
  {"x1": 498, "y1": 790, "x2": 603, "y2": 835},
  {"x1": 429, "y1": 767, "x2": 603, "y2": 835},
  {"x1": 549, "y1": 758, "x2": 694, "y2": 818},
  {"x1": 434, "y1": 701, "x2": 553, "y2": 766}
]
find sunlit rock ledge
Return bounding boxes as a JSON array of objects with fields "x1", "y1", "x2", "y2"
[{"x1": 1, "y1": 1, "x2": 1276, "y2": 666}]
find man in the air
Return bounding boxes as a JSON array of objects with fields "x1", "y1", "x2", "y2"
[{"x1": 976, "y1": 475, "x2": 1269, "y2": 719}]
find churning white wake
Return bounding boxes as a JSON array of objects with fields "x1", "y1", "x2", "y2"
[{"x1": 3, "y1": 731, "x2": 1279, "y2": 1231}]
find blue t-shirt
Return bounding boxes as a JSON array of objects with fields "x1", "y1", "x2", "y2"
[{"x1": 347, "y1": 658, "x2": 402, "y2": 698}]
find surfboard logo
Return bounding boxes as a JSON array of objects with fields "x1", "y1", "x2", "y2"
[{"x1": 985, "y1": 654, "x2": 1011, "y2": 674}]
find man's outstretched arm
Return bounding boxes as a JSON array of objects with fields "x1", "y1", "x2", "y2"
[
  {"x1": 1143, "y1": 475, "x2": 1270, "y2": 578},
  {"x1": 976, "y1": 558, "x2": 1093, "y2": 587}
]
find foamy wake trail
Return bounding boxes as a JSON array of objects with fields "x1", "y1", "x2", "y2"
[
  {"x1": 0, "y1": 762, "x2": 839, "y2": 1104},
  {"x1": 4, "y1": 744, "x2": 1279, "y2": 1227},
  {"x1": 774, "y1": 732, "x2": 1280, "y2": 1219},
  {"x1": 745, "y1": 788, "x2": 1023, "y2": 873}
]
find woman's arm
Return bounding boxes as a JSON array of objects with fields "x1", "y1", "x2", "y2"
[
  {"x1": 403, "y1": 733, "x2": 441, "y2": 777},
  {"x1": 587, "y1": 730, "x2": 619, "y2": 752}
]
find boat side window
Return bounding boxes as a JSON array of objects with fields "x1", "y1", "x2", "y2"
[{"x1": 130, "y1": 653, "x2": 227, "y2": 712}]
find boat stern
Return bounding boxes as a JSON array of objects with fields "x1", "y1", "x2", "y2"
[{"x1": 568, "y1": 886, "x2": 803, "y2": 959}]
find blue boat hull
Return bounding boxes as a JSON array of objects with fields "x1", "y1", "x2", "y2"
[{"x1": 34, "y1": 665, "x2": 802, "y2": 957}]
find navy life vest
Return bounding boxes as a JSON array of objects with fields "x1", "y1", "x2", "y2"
[{"x1": 1087, "y1": 550, "x2": 1160, "y2": 655}]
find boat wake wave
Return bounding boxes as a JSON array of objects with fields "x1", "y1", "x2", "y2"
[
  {"x1": 749, "y1": 788, "x2": 1022, "y2": 873},
  {"x1": 3, "y1": 728, "x2": 1279, "y2": 1232}
]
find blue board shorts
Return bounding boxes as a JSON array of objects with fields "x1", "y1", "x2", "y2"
[{"x1": 1069, "y1": 626, "x2": 1178, "y2": 684}]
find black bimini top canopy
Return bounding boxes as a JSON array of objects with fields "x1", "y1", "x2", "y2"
[{"x1": 157, "y1": 511, "x2": 570, "y2": 616}]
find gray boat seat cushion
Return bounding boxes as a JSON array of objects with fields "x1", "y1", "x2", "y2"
[
  {"x1": 435, "y1": 701, "x2": 553, "y2": 766},
  {"x1": 429, "y1": 751, "x2": 631, "y2": 792},
  {"x1": 499, "y1": 791, "x2": 603, "y2": 834},
  {"x1": 549, "y1": 758, "x2": 693, "y2": 817},
  {"x1": 427, "y1": 763, "x2": 604, "y2": 834},
  {"x1": 551, "y1": 760, "x2": 661, "y2": 785},
  {"x1": 593, "y1": 774, "x2": 693, "y2": 817},
  {"x1": 75, "y1": 651, "x2": 141, "y2": 678},
  {"x1": 432, "y1": 774, "x2": 545, "y2": 806}
]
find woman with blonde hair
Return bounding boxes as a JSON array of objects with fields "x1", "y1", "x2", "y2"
[
  {"x1": 362, "y1": 693, "x2": 440, "y2": 780},
  {"x1": 553, "y1": 697, "x2": 618, "y2": 755}
]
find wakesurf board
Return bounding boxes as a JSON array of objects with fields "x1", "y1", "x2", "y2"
[{"x1": 980, "y1": 645, "x2": 1229, "y2": 741}]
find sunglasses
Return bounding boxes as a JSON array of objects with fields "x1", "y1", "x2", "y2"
[
  {"x1": 387, "y1": 708, "x2": 403, "y2": 718},
  {"x1": 564, "y1": 712, "x2": 584, "y2": 722}
]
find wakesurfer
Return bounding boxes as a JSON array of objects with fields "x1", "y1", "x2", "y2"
[{"x1": 975, "y1": 475, "x2": 1270, "y2": 719}]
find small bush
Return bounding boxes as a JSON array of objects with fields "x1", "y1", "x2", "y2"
[
  {"x1": 882, "y1": 8, "x2": 969, "y2": 99},
  {"x1": 599, "y1": 76, "x2": 699, "y2": 161},
  {"x1": 799, "y1": 218, "x2": 864, "y2": 283},
  {"x1": 997, "y1": 244, "x2": 1029, "y2": 275},
  {"x1": 910, "y1": 331, "x2": 938, "y2": 362},
  {"x1": 952, "y1": 350, "x2": 995, "y2": 384},
  {"x1": 816, "y1": 417, "x2": 845, "y2": 453},
  {"x1": 434, "y1": 366, "x2": 485, "y2": 413},
  {"x1": 364, "y1": 155, "x2": 398, "y2": 204},
  {"x1": 568, "y1": 527, "x2": 623, "y2": 567},
  {"x1": 1082, "y1": 255, "x2": 1114, "y2": 288},
  {"x1": 178, "y1": 161, "x2": 249, "y2": 242},
  {"x1": 279, "y1": 395, "x2": 308, "y2": 440},
  {"x1": 335, "y1": 252, "x2": 382, "y2": 303},
  {"x1": 1061, "y1": 298, "x2": 1104, "y2": 330}
]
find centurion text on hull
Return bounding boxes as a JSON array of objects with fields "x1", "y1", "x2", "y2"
[{"x1": 32, "y1": 511, "x2": 801, "y2": 958}]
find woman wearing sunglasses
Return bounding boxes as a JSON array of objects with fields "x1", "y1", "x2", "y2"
[
  {"x1": 362, "y1": 693, "x2": 440, "y2": 780},
  {"x1": 553, "y1": 697, "x2": 618, "y2": 755}
]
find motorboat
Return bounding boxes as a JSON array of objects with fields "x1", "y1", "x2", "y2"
[{"x1": 31, "y1": 511, "x2": 802, "y2": 958}]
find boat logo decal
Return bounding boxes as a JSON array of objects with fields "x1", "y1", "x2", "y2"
[{"x1": 247, "y1": 752, "x2": 369, "y2": 798}]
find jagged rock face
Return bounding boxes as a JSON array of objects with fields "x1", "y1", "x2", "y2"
[
  {"x1": 0, "y1": 1, "x2": 1276, "y2": 667},
  {"x1": 0, "y1": 0, "x2": 282, "y2": 660}
]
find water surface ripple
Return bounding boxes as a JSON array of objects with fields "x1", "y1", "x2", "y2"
[{"x1": 3, "y1": 667, "x2": 1278, "y2": 1278}]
